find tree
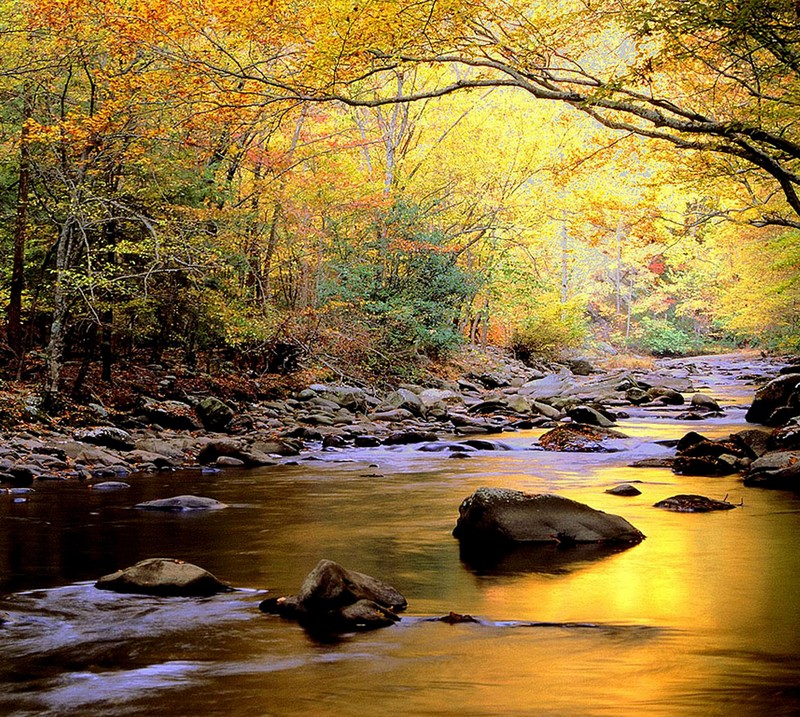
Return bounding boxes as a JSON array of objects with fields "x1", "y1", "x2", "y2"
[{"x1": 179, "y1": 0, "x2": 797, "y2": 229}]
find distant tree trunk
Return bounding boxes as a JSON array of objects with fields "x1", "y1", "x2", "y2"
[
  {"x1": 100, "y1": 218, "x2": 118, "y2": 381},
  {"x1": 7, "y1": 86, "x2": 32, "y2": 360},
  {"x1": 615, "y1": 218, "x2": 624, "y2": 315},
  {"x1": 43, "y1": 218, "x2": 76, "y2": 411},
  {"x1": 560, "y1": 213, "x2": 569, "y2": 304},
  {"x1": 263, "y1": 200, "x2": 281, "y2": 299}
]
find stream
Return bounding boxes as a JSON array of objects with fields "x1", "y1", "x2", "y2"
[{"x1": 1, "y1": 353, "x2": 799, "y2": 716}]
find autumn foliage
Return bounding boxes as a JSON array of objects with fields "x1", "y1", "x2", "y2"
[{"x1": 0, "y1": 0, "x2": 798, "y2": 403}]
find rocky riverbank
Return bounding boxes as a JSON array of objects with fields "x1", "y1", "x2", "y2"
[{"x1": 0, "y1": 349, "x2": 795, "y2": 490}]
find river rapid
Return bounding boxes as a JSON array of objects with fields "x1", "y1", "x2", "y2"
[{"x1": 1, "y1": 353, "x2": 799, "y2": 716}]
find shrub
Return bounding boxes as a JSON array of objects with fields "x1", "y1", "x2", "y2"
[
  {"x1": 632, "y1": 316, "x2": 705, "y2": 356},
  {"x1": 510, "y1": 296, "x2": 588, "y2": 362}
]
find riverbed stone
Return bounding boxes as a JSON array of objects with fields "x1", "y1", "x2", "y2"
[
  {"x1": 672, "y1": 455, "x2": 740, "y2": 476},
  {"x1": 134, "y1": 494, "x2": 227, "y2": 511},
  {"x1": 452, "y1": 487, "x2": 645, "y2": 546},
  {"x1": 532, "y1": 400, "x2": 562, "y2": 419},
  {"x1": 647, "y1": 387, "x2": 685, "y2": 405},
  {"x1": 90, "y1": 481, "x2": 131, "y2": 491},
  {"x1": 76, "y1": 427, "x2": 136, "y2": 451},
  {"x1": 95, "y1": 558, "x2": 231, "y2": 596},
  {"x1": 567, "y1": 405, "x2": 615, "y2": 428},
  {"x1": 538, "y1": 424, "x2": 628, "y2": 452},
  {"x1": 216, "y1": 455, "x2": 246, "y2": 467},
  {"x1": 192, "y1": 396, "x2": 235, "y2": 431},
  {"x1": 134, "y1": 437, "x2": 188, "y2": 462},
  {"x1": 369, "y1": 408, "x2": 415, "y2": 422},
  {"x1": 297, "y1": 559, "x2": 407, "y2": 613},
  {"x1": 690, "y1": 393, "x2": 722, "y2": 412},
  {"x1": 383, "y1": 389, "x2": 424, "y2": 416},
  {"x1": 140, "y1": 399, "x2": 201, "y2": 431},
  {"x1": 653, "y1": 494, "x2": 737, "y2": 512},
  {"x1": 765, "y1": 423, "x2": 800, "y2": 452},
  {"x1": 743, "y1": 451, "x2": 800, "y2": 489},
  {"x1": 383, "y1": 430, "x2": 438, "y2": 446},
  {"x1": 126, "y1": 449, "x2": 179, "y2": 468},
  {"x1": 260, "y1": 559, "x2": 407, "y2": 633},
  {"x1": 731, "y1": 428, "x2": 771, "y2": 457},
  {"x1": 606, "y1": 483, "x2": 642, "y2": 496},
  {"x1": 746, "y1": 373, "x2": 800, "y2": 425},
  {"x1": 625, "y1": 387, "x2": 650, "y2": 405},
  {"x1": 629, "y1": 457, "x2": 674, "y2": 468}
]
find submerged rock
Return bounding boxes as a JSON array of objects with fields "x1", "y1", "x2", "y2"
[
  {"x1": 653, "y1": 494, "x2": 737, "y2": 513},
  {"x1": 436, "y1": 612, "x2": 480, "y2": 624},
  {"x1": 629, "y1": 457, "x2": 674, "y2": 468},
  {"x1": 95, "y1": 558, "x2": 232, "y2": 596},
  {"x1": 452, "y1": 487, "x2": 645, "y2": 547},
  {"x1": 134, "y1": 494, "x2": 227, "y2": 511},
  {"x1": 259, "y1": 559, "x2": 406, "y2": 633},
  {"x1": 90, "y1": 481, "x2": 131, "y2": 491}
]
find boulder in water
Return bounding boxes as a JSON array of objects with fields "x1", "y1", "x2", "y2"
[
  {"x1": 259, "y1": 559, "x2": 406, "y2": 633},
  {"x1": 538, "y1": 424, "x2": 628, "y2": 452},
  {"x1": 134, "y1": 495, "x2": 227, "y2": 511},
  {"x1": 605, "y1": 483, "x2": 642, "y2": 496},
  {"x1": 95, "y1": 558, "x2": 231, "y2": 596},
  {"x1": 567, "y1": 405, "x2": 615, "y2": 428},
  {"x1": 452, "y1": 487, "x2": 645, "y2": 547},
  {"x1": 746, "y1": 374, "x2": 800, "y2": 425},
  {"x1": 743, "y1": 451, "x2": 800, "y2": 490},
  {"x1": 690, "y1": 393, "x2": 722, "y2": 412},
  {"x1": 653, "y1": 494, "x2": 737, "y2": 513},
  {"x1": 647, "y1": 387, "x2": 685, "y2": 405}
]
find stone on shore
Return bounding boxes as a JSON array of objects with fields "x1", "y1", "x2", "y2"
[
  {"x1": 192, "y1": 396, "x2": 235, "y2": 431},
  {"x1": 95, "y1": 558, "x2": 231, "y2": 596},
  {"x1": 452, "y1": 487, "x2": 645, "y2": 546},
  {"x1": 76, "y1": 427, "x2": 136, "y2": 451}
]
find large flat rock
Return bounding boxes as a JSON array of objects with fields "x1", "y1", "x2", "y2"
[
  {"x1": 452, "y1": 487, "x2": 645, "y2": 546},
  {"x1": 95, "y1": 558, "x2": 231, "y2": 596}
]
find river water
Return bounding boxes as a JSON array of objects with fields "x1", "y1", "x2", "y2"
[{"x1": 1, "y1": 354, "x2": 799, "y2": 716}]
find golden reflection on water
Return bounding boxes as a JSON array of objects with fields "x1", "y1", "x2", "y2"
[{"x1": 2, "y1": 372, "x2": 800, "y2": 715}]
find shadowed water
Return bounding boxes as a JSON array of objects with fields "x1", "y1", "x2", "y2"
[{"x1": 1, "y1": 354, "x2": 799, "y2": 716}]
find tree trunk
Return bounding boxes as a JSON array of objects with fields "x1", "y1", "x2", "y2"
[
  {"x1": 43, "y1": 219, "x2": 75, "y2": 411},
  {"x1": 7, "y1": 86, "x2": 32, "y2": 359},
  {"x1": 615, "y1": 218, "x2": 623, "y2": 315},
  {"x1": 100, "y1": 217, "x2": 118, "y2": 382},
  {"x1": 560, "y1": 212, "x2": 569, "y2": 304}
]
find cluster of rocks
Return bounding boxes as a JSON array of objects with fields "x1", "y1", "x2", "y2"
[
  {"x1": 625, "y1": 366, "x2": 800, "y2": 492},
  {"x1": 93, "y1": 486, "x2": 652, "y2": 633},
  {"x1": 0, "y1": 355, "x2": 728, "y2": 486}
]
